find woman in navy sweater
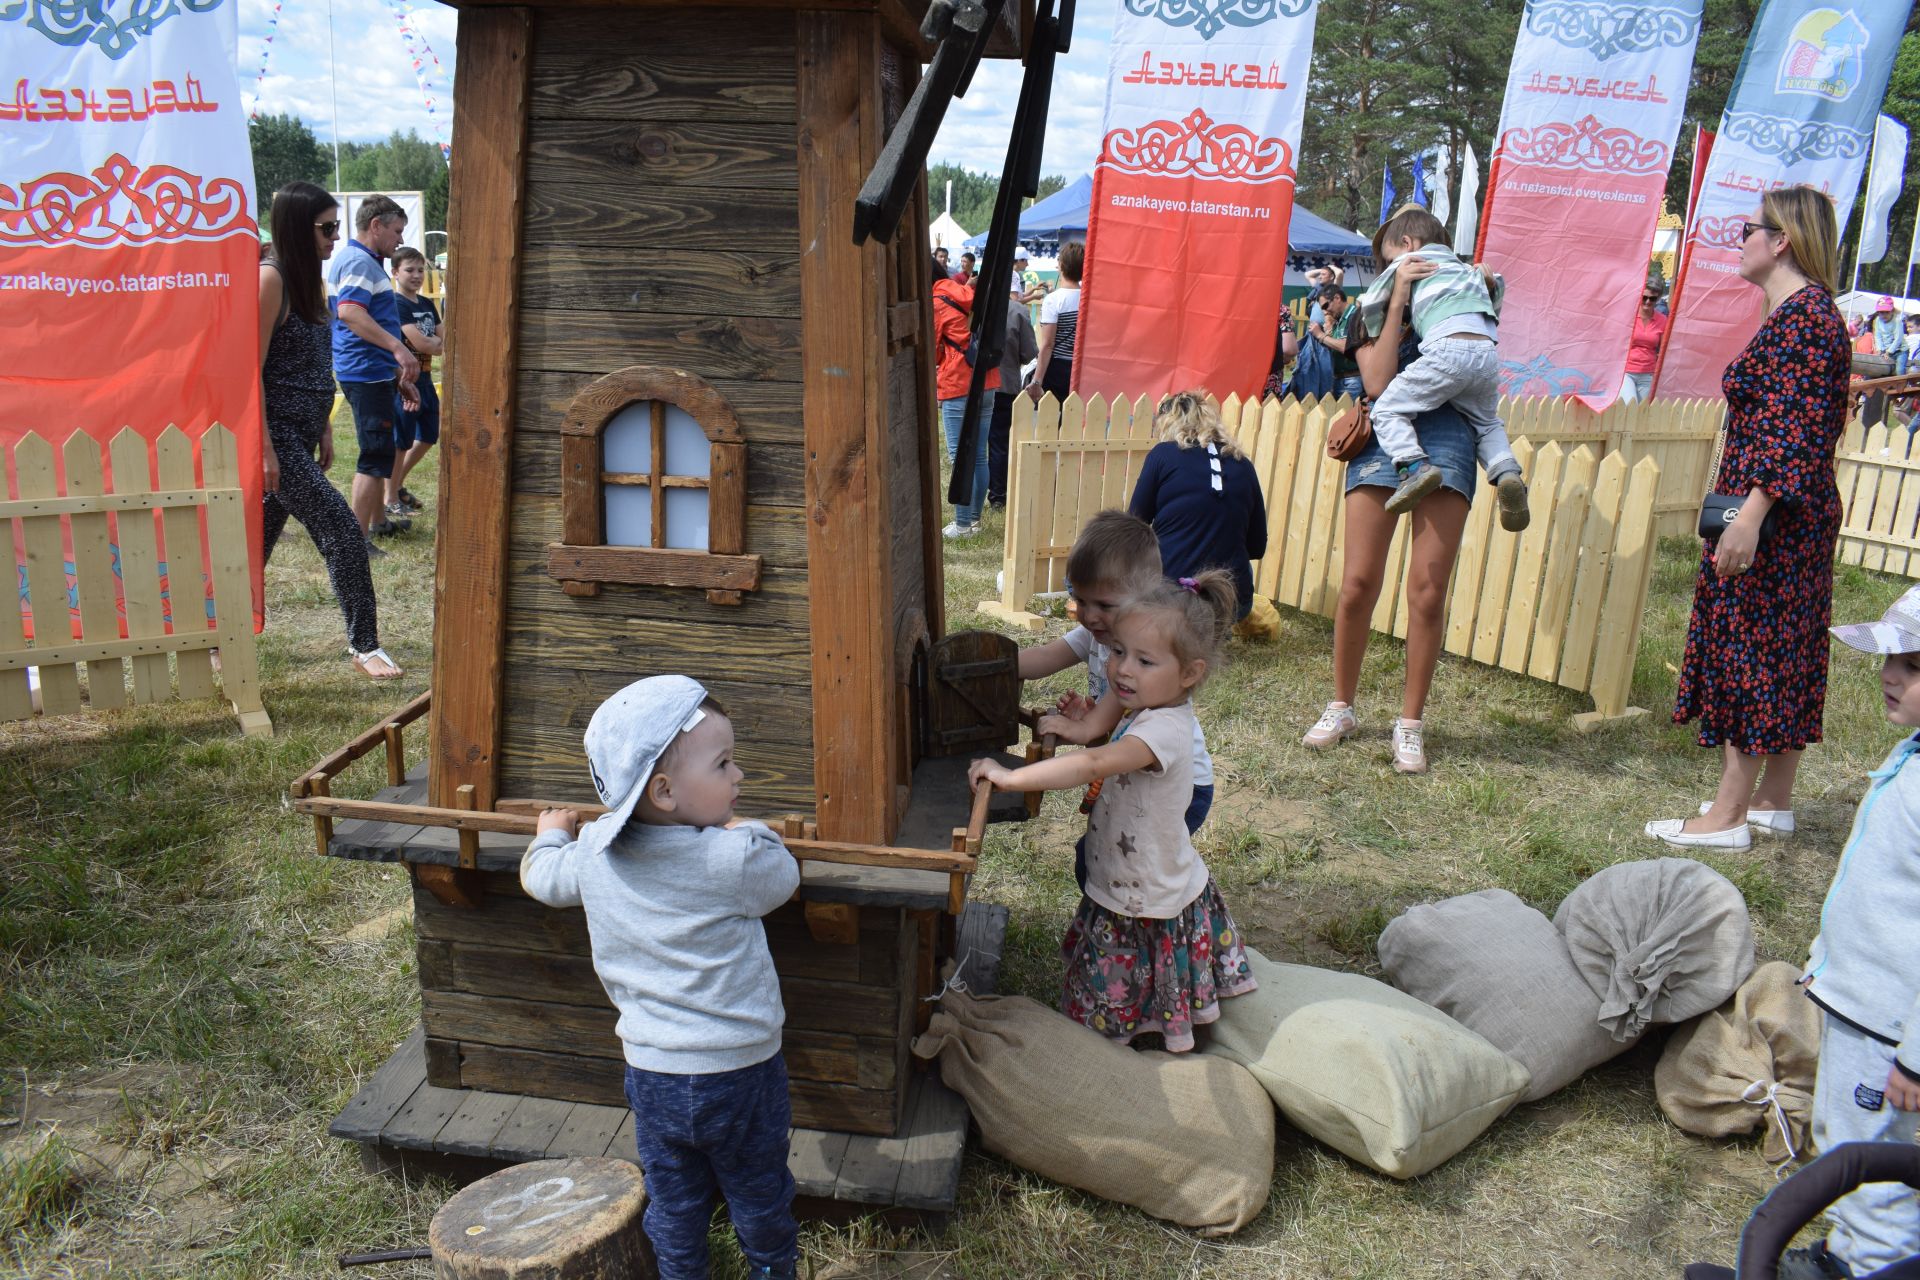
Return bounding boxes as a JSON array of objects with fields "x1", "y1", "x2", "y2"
[{"x1": 1127, "y1": 391, "x2": 1268, "y2": 619}]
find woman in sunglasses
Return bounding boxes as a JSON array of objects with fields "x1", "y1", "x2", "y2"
[
  {"x1": 1620, "y1": 277, "x2": 1668, "y2": 403},
  {"x1": 1646, "y1": 185, "x2": 1849, "y2": 850},
  {"x1": 256, "y1": 182, "x2": 399, "y2": 680}
]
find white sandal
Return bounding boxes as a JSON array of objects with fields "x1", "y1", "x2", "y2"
[{"x1": 350, "y1": 647, "x2": 404, "y2": 680}]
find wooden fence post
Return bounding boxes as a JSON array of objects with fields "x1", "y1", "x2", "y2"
[
  {"x1": 201, "y1": 425, "x2": 272, "y2": 737},
  {"x1": 1575, "y1": 455, "x2": 1660, "y2": 731}
]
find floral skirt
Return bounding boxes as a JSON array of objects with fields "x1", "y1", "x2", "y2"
[{"x1": 1060, "y1": 878, "x2": 1257, "y2": 1053}]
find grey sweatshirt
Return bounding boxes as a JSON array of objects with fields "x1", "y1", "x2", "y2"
[
  {"x1": 521, "y1": 818, "x2": 801, "y2": 1074},
  {"x1": 1804, "y1": 734, "x2": 1920, "y2": 1081}
]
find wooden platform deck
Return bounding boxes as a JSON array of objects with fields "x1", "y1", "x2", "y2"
[{"x1": 330, "y1": 901, "x2": 1008, "y2": 1216}]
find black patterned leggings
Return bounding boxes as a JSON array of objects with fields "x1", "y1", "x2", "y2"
[{"x1": 262, "y1": 388, "x2": 381, "y2": 654}]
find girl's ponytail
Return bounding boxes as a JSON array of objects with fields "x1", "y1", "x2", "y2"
[{"x1": 1118, "y1": 568, "x2": 1237, "y2": 688}]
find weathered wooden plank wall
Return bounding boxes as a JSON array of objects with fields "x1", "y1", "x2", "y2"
[{"x1": 499, "y1": 9, "x2": 814, "y2": 809}]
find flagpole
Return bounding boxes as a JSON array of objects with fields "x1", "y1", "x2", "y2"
[{"x1": 328, "y1": 0, "x2": 343, "y2": 192}]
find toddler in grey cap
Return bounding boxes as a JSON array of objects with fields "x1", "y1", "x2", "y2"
[{"x1": 524, "y1": 674, "x2": 800, "y2": 1280}]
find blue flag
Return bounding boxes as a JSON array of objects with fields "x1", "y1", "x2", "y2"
[
  {"x1": 1410, "y1": 153, "x2": 1428, "y2": 208},
  {"x1": 1379, "y1": 164, "x2": 1396, "y2": 225}
]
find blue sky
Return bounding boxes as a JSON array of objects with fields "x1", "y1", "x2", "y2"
[{"x1": 238, "y1": 0, "x2": 1114, "y2": 196}]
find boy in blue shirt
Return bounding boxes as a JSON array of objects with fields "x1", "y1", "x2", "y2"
[
  {"x1": 525, "y1": 676, "x2": 800, "y2": 1280},
  {"x1": 1792, "y1": 586, "x2": 1920, "y2": 1278},
  {"x1": 386, "y1": 246, "x2": 440, "y2": 523}
]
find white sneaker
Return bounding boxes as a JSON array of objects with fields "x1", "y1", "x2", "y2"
[
  {"x1": 1698, "y1": 802, "x2": 1795, "y2": 835},
  {"x1": 1302, "y1": 702, "x2": 1357, "y2": 749},
  {"x1": 1391, "y1": 718, "x2": 1428, "y2": 774},
  {"x1": 1644, "y1": 817, "x2": 1751, "y2": 849},
  {"x1": 941, "y1": 521, "x2": 982, "y2": 539}
]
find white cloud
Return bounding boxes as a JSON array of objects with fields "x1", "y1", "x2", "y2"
[
  {"x1": 240, "y1": 0, "x2": 1109, "y2": 179},
  {"x1": 242, "y1": 0, "x2": 455, "y2": 149}
]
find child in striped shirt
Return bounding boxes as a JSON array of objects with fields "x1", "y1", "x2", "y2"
[{"x1": 1354, "y1": 206, "x2": 1529, "y2": 532}]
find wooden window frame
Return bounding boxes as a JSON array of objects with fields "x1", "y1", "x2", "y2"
[{"x1": 546, "y1": 366, "x2": 763, "y2": 605}]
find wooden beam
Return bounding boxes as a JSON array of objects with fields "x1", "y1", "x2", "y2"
[
  {"x1": 291, "y1": 793, "x2": 977, "y2": 875},
  {"x1": 430, "y1": 6, "x2": 531, "y2": 810},
  {"x1": 797, "y1": 10, "x2": 898, "y2": 845},
  {"x1": 544, "y1": 543, "x2": 763, "y2": 591}
]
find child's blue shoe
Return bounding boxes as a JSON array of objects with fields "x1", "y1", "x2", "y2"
[{"x1": 1384, "y1": 459, "x2": 1443, "y2": 515}]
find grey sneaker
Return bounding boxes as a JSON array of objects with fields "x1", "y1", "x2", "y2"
[
  {"x1": 1495, "y1": 472, "x2": 1530, "y2": 532},
  {"x1": 1384, "y1": 460, "x2": 1443, "y2": 515},
  {"x1": 363, "y1": 538, "x2": 389, "y2": 559}
]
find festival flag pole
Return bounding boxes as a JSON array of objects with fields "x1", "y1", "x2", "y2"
[{"x1": 327, "y1": 0, "x2": 343, "y2": 191}]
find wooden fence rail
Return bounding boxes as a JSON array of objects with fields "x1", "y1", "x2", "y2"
[
  {"x1": 982, "y1": 392, "x2": 1670, "y2": 727},
  {"x1": 2, "y1": 424, "x2": 270, "y2": 736}
]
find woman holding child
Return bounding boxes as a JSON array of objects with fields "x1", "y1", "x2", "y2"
[
  {"x1": 1300, "y1": 206, "x2": 1499, "y2": 775},
  {"x1": 1646, "y1": 185, "x2": 1851, "y2": 850}
]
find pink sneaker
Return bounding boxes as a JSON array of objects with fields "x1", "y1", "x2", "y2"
[
  {"x1": 1392, "y1": 719, "x2": 1428, "y2": 774},
  {"x1": 1302, "y1": 702, "x2": 1357, "y2": 749}
]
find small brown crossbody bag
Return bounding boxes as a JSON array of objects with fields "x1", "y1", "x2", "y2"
[{"x1": 1326, "y1": 397, "x2": 1373, "y2": 461}]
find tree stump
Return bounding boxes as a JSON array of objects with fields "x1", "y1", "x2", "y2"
[{"x1": 429, "y1": 1157, "x2": 653, "y2": 1279}]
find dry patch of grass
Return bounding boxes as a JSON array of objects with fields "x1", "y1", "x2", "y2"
[{"x1": 0, "y1": 424, "x2": 1905, "y2": 1275}]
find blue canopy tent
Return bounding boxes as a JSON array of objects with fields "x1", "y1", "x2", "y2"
[{"x1": 962, "y1": 174, "x2": 1092, "y2": 249}]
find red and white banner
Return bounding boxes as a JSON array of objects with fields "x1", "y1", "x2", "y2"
[
  {"x1": 2, "y1": 0, "x2": 264, "y2": 634},
  {"x1": 1657, "y1": 1, "x2": 1916, "y2": 399},
  {"x1": 1477, "y1": 0, "x2": 1702, "y2": 407},
  {"x1": 1077, "y1": 0, "x2": 1319, "y2": 400}
]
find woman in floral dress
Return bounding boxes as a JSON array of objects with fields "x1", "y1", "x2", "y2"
[{"x1": 1648, "y1": 186, "x2": 1851, "y2": 850}]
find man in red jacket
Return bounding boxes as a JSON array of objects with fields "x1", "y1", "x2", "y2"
[{"x1": 933, "y1": 257, "x2": 1001, "y2": 537}]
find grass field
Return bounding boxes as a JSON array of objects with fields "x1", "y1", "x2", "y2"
[{"x1": 1, "y1": 410, "x2": 1905, "y2": 1278}]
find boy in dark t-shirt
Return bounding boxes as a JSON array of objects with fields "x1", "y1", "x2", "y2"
[{"x1": 387, "y1": 247, "x2": 442, "y2": 520}]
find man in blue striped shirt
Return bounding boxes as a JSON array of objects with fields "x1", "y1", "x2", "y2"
[{"x1": 327, "y1": 195, "x2": 420, "y2": 539}]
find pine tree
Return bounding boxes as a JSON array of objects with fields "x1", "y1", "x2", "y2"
[{"x1": 247, "y1": 113, "x2": 331, "y2": 216}]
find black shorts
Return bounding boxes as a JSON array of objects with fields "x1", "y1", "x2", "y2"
[
  {"x1": 393, "y1": 375, "x2": 439, "y2": 449},
  {"x1": 340, "y1": 379, "x2": 397, "y2": 478}
]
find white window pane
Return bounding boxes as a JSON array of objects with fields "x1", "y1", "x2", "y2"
[
  {"x1": 604, "y1": 484, "x2": 652, "y2": 547},
  {"x1": 663, "y1": 405, "x2": 710, "y2": 477},
  {"x1": 603, "y1": 402, "x2": 653, "y2": 473},
  {"x1": 663, "y1": 488, "x2": 710, "y2": 551}
]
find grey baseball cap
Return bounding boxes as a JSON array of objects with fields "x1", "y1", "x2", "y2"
[
  {"x1": 1832, "y1": 584, "x2": 1920, "y2": 655},
  {"x1": 574, "y1": 674, "x2": 711, "y2": 859}
]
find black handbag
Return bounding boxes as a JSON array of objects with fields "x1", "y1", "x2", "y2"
[
  {"x1": 1698, "y1": 492, "x2": 1780, "y2": 542},
  {"x1": 1697, "y1": 422, "x2": 1781, "y2": 544}
]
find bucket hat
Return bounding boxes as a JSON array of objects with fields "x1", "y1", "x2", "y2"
[{"x1": 1832, "y1": 583, "x2": 1920, "y2": 655}]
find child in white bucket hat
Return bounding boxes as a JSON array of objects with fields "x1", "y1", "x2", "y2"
[
  {"x1": 1779, "y1": 588, "x2": 1920, "y2": 1278},
  {"x1": 523, "y1": 674, "x2": 801, "y2": 1280}
]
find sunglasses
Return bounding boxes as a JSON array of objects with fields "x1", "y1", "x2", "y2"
[
  {"x1": 1642, "y1": 294, "x2": 1659, "y2": 303},
  {"x1": 316, "y1": 220, "x2": 341, "y2": 237},
  {"x1": 1741, "y1": 221, "x2": 1782, "y2": 241}
]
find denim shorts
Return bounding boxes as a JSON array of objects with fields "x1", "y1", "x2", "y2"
[
  {"x1": 393, "y1": 375, "x2": 439, "y2": 448},
  {"x1": 339, "y1": 379, "x2": 397, "y2": 478},
  {"x1": 1344, "y1": 402, "x2": 1477, "y2": 504}
]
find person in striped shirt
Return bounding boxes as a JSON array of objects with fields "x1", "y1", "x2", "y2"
[{"x1": 1354, "y1": 205, "x2": 1529, "y2": 533}]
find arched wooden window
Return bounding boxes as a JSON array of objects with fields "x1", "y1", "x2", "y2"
[{"x1": 546, "y1": 366, "x2": 762, "y2": 605}]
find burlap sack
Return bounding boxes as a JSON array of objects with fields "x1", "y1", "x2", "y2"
[
  {"x1": 1655, "y1": 960, "x2": 1822, "y2": 1164},
  {"x1": 1378, "y1": 888, "x2": 1635, "y2": 1102},
  {"x1": 1553, "y1": 858, "x2": 1756, "y2": 1041},
  {"x1": 1198, "y1": 947, "x2": 1531, "y2": 1178},
  {"x1": 911, "y1": 988, "x2": 1274, "y2": 1234}
]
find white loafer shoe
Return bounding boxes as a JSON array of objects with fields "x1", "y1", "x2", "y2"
[
  {"x1": 1645, "y1": 817, "x2": 1751, "y2": 849},
  {"x1": 1698, "y1": 802, "x2": 1795, "y2": 835}
]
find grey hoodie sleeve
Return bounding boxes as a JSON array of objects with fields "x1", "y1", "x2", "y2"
[
  {"x1": 734, "y1": 819, "x2": 801, "y2": 917},
  {"x1": 520, "y1": 828, "x2": 585, "y2": 907}
]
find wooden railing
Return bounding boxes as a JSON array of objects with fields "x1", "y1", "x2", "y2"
[
  {"x1": 981, "y1": 393, "x2": 1668, "y2": 728},
  {"x1": 1, "y1": 425, "x2": 269, "y2": 736},
  {"x1": 288, "y1": 695, "x2": 985, "y2": 914}
]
